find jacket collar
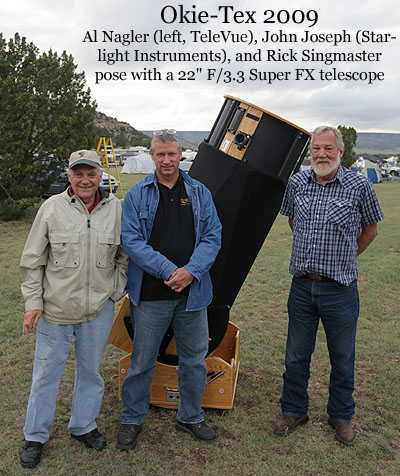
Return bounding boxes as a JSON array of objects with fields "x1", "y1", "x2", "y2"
[
  {"x1": 145, "y1": 169, "x2": 194, "y2": 189},
  {"x1": 64, "y1": 187, "x2": 110, "y2": 212}
]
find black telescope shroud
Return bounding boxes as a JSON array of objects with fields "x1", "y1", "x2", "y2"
[{"x1": 185, "y1": 99, "x2": 310, "y2": 362}]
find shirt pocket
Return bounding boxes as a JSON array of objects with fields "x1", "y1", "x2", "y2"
[
  {"x1": 294, "y1": 195, "x2": 311, "y2": 222},
  {"x1": 49, "y1": 232, "x2": 80, "y2": 268},
  {"x1": 327, "y1": 199, "x2": 355, "y2": 226},
  {"x1": 96, "y1": 234, "x2": 120, "y2": 268}
]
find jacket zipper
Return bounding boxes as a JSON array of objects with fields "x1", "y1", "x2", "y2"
[
  {"x1": 70, "y1": 194, "x2": 108, "y2": 322},
  {"x1": 86, "y1": 217, "x2": 91, "y2": 320}
]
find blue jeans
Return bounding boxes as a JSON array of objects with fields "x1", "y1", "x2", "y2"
[
  {"x1": 24, "y1": 300, "x2": 114, "y2": 443},
  {"x1": 121, "y1": 297, "x2": 209, "y2": 425},
  {"x1": 280, "y1": 277, "x2": 359, "y2": 422}
]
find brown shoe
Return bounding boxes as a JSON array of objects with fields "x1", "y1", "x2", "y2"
[
  {"x1": 328, "y1": 418, "x2": 356, "y2": 446},
  {"x1": 274, "y1": 415, "x2": 309, "y2": 435}
]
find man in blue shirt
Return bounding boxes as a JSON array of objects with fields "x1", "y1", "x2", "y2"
[
  {"x1": 117, "y1": 130, "x2": 221, "y2": 450},
  {"x1": 275, "y1": 126, "x2": 383, "y2": 445}
]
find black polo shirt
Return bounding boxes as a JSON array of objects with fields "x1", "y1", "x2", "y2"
[{"x1": 140, "y1": 174, "x2": 195, "y2": 301}]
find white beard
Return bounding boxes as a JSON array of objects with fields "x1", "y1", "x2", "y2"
[{"x1": 312, "y1": 152, "x2": 341, "y2": 177}]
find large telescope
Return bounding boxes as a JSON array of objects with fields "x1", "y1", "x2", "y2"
[{"x1": 109, "y1": 95, "x2": 311, "y2": 408}]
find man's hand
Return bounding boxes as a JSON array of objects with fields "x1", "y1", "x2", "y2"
[
  {"x1": 23, "y1": 310, "x2": 42, "y2": 335},
  {"x1": 164, "y1": 268, "x2": 194, "y2": 293}
]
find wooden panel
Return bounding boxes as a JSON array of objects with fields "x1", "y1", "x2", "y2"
[
  {"x1": 117, "y1": 322, "x2": 240, "y2": 409},
  {"x1": 219, "y1": 102, "x2": 263, "y2": 160},
  {"x1": 118, "y1": 353, "x2": 131, "y2": 400},
  {"x1": 209, "y1": 322, "x2": 239, "y2": 362},
  {"x1": 108, "y1": 294, "x2": 132, "y2": 354}
]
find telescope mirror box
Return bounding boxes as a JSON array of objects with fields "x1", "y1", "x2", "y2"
[{"x1": 108, "y1": 96, "x2": 311, "y2": 409}]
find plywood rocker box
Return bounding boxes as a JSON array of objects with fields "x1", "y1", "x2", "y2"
[{"x1": 108, "y1": 96, "x2": 311, "y2": 410}]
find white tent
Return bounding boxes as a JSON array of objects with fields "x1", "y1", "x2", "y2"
[{"x1": 122, "y1": 153, "x2": 155, "y2": 174}]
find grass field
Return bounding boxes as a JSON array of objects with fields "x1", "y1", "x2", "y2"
[{"x1": 0, "y1": 176, "x2": 399, "y2": 476}]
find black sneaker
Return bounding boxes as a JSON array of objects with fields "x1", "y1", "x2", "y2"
[
  {"x1": 175, "y1": 420, "x2": 217, "y2": 443},
  {"x1": 20, "y1": 441, "x2": 44, "y2": 468},
  {"x1": 71, "y1": 428, "x2": 107, "y2": 451},
  {"x1": 116, "y1": 423, "x2": 142, "y2": 450}
]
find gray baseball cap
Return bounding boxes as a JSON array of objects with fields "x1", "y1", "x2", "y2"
[{"x1": 69, "y1": 150, "x2": 101, "y2": 169}]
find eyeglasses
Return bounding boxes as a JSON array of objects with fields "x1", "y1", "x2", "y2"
[{"x1": 153, "y1": 129, "x2": 177, "y2": 136}]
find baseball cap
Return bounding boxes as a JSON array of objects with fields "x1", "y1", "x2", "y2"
[{"x1": 69, "y1": 150, "x2": 101, "y2": 169}]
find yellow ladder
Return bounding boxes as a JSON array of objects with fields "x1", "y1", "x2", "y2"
[{"x1": 96, "y1": 137, "x2": 124, "y2": 198}]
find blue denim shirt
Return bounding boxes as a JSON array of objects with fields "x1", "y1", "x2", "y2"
[{"x1": 122, "y1": 170, "x2": 222, "y2": 311}]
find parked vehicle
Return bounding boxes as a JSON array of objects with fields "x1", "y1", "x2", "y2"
[
  {"x1": 100, "y1": 172, "x2": 118, "y2": 193},
  {"x1": 44, "y1": 169, "x2": 69, "y2": 196},
  {"x1": 386, "y1": 165, "x2": 400, "y2": 176}
]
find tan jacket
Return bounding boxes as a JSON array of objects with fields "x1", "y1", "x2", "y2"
[{"x1": 20, "y1": 190, "x2": 128, "y2": 324}]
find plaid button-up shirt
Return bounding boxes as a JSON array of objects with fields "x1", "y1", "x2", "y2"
[{"x1": 280, "y1": 166, "x2": 384, "y2": 285}]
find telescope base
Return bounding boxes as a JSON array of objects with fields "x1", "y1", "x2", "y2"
[{"x1": 117, "y1": 321, "x2": 240, "y2": 410}]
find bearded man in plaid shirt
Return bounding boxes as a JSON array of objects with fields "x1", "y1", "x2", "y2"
[{"x1": 274, "y1": 126, "x2": 384, "y2": 446}]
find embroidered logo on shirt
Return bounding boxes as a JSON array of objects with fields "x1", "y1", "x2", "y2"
[{"x1": 180, "y1": 198, "x2": 191, "y2": 206}]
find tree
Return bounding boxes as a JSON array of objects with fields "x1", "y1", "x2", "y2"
[
  {"x1": 0, "y1": 33, "x2": 97, "y2": 219},
  {"x1": 338, "y1": 125, "x2": 357, "y2": 169}
]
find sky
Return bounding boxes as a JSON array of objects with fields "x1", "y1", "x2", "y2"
[{"x1": 1, "y1": 0, "x2": 399, "y2": 133}]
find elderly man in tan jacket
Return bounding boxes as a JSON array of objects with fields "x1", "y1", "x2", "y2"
[{"x1": 19, "y1": 150, "x2": 128, "y2": 469}]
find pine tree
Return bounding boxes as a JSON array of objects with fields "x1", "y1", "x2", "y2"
[
  {"x1": 338, "y1": 125, "x2": 357, "y2": 169},
  {"x1": 0, "y1": 33, "x2": 97, "y2": 219}
]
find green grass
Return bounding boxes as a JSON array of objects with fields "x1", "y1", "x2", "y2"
[
  {"x1": 105, "y1": 166, "x2": 147, "y2": 199},
  {"x1": 0, "y1": 179, "x2": 399, "y2": 476}
]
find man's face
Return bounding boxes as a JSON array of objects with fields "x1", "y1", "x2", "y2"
[
  {"x1": 150, "y1": 140, "x2": 182, "y2": 184},
  {"x1": 311, "y1": 131, "x2": 344, "y2": 180},
  {"x1": 68, "y1": 165, "x2": 102, "y2": 203}
]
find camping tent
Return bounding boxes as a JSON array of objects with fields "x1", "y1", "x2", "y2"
[
  {"x1": 351, "y1": 158, "x2": 382, "y2": 183},
  {"x1": 355, "y1": 153, "x2": 380, "y2": 164},
  {"x1": 122, "y1": 153, "x2": 155, "y2": 174}
]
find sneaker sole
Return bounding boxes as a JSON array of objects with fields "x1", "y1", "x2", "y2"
[{"x1": 175, "y1": 422, "x2": 217, "y2": 443}]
